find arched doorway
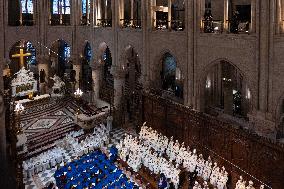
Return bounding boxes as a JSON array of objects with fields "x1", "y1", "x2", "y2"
[
  {"x1": 202, "y1": 60, "x2": 251, "y2": 118},
  {"x1": 49, "y1": 40, "x2": 72, "y2": 79},
  {"x1": 122, "y1": 46, "x2": 142, "y2": 124},
  {"x1": 9, "y1": 40, "x2": 37, "y2": 75},
  {"x1": 98, "y1": 43, "x2": 114, "y2": 104}
]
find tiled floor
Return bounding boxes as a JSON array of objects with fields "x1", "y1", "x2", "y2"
[{"x1": 24, "y1": 127, "x2": 137, "y2": 189}]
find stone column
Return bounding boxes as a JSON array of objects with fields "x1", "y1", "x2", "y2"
[
  {"x1": 258, "y1": 0, "x2": 269, "y2": 113},
  {"x1": 276, "y1": 0, "x2": 281, "y2": 34},
  {"x1": 131, "y1": 0, "x2": 134, "y2": 25},
  {"x1": 223, "y1": 80, "x2": 233, "y2": 115},
  {"x1": 105, "y1": 0, "x2": 108, "y2": 20},
  {"x1": 119, "y1": 0, "x2": 124, "y2": 26},
  {"x1": 250, "y1": 0, "x2": 256, "y2": 33},
  {"x1": 73, "y1": 63, "x2": 81, "y2": 89},
  {"x1": 92, "y1": 64, "x2": 101, "y2": 101},
  {"x1": 111, "y1": 65, "x2": 125, "y2": 108},
  {"x1": 168, "y1": 0, "x2": 171, "y2": 29},
  {"x1": 224, "y1": 0, "x2": 229, "y2": 32}
]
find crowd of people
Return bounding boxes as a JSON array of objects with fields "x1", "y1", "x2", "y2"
[
  {"x1": 117, "y1": 125, "x2": 182, "y2": 188},
  {"x1": 138, "y1": 124, "x2": 229, "y2": 189},
  {"x1": 23, "y1": 147, "x2": 66, "y2": 178},
  {"x1": 235, "y1": 176, "x2": 264, "y2": 189},
  {"x1": 57, "y1": 124, "x2": 109, "y2": 157}
]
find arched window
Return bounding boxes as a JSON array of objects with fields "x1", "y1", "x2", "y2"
[
  {"x1": 201, "y1": 0, "x2": 254, "y2": 34},
  {"x1": 50, "y1": 0, "x2": 71, "y2": 25},
  {"x1": 95, "y1": 0, "x2": 112, "y2": 27},
  {"x1": 204, "y1": 61, "x2": 250, "y2": 118},
  {"x1": 151, "y1": 0, "x2": 185, "y2": 31},
  {"x1": 9, "y1": 40, "x2": 37, "y2": 75},
  {"x1": 8, "y1": 0, "x2": 34, "y2": 26},
  {"x1": 81, "y1": 0, "x2": 91, "y2": 25},
  {"x1": 50, "y1": 40, "x2": 72, "y2": 78},
  {"x1": 161, "y1": 53, "x2": 183, "y2": 99},
  {"x1": 121, "y1": 0, "x2": 141, "y2": 28}
]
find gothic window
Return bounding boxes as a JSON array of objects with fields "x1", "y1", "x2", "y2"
[
  {"x1": 204, "y1": 61, "x2": 249, "y2": 118},
  {"x1": 81, "y1": 0, "x2": 91, "y2": 25},
  {"x1": 50, "y1": 0, "x2": 71, "y2": 25},
  {"x1": 161, "y1": 53, "x2": 183, "y2": 99},
  {"x1": 96, "y1": 0, "x2": 112, "y2": 27},
  {"x1": 50, "y1": 40, "x2": 72, "y2": 78},
  {"x1": 151, "y1": 0, "x2": 184, "y2": 31},
  {"x1": 201, "y1": 0, "x2": 253, "y2": 34},
  {"x1": 121, "y1": 0, "x2": 141, "y2": 28},
  {"x1": 8, "y1": 0, "x2": 34, "y2": 26},
  {"x1": 21, "y1": 0, "x2": 34, "y2": 14},
  {"x1": 9, "y1": 40, "x2": 37, "y2": 75},
  {"x1": 171, "y1": 0, "x2": 185, "y2": 31}
]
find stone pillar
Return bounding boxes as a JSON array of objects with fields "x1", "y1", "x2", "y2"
[
  {"x1": 258, "y1": 0, "x2": 269, "y2": 113},
  {"x1": 251, "y1": 0, "x2": 256, "y2": 33},
  {"x1": 131, "y1": 0, "x2": 134, "y2": 25},
  {"x1": 276, "y1": 0, "x2": 281, "y2": 34},
  {"x1": 168, "y1": 0, "x2": 171, "y2": 29},
  {"x1": 111, "y1": 65, "x2": 125, "y2": 108},
  {"x1": 119, "y1": 0, "x2": 124, "y2": 26},
  {"x1": 224, "y1": 0, "x2": 229, "y2": 32},
  {"x1": 223, "y1": 80, "x2": 233, "y2": 115},
  {"x1": 105, "y1": 0, "x2": 108, "y2": 20},
  {"x1": 73, "y1": 64, "x2": 81, "y2": 89},
  {"x1": 92, "y1": 64, "x2": 101, "y2": 101}
]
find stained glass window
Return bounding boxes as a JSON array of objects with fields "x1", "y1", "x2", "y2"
[
  {"x1": 52, "y1": 0, "x2": 70, "y2": 14},
  {"x1": 26, "y1": 41, "x2": 36, "y2": 65},
  {"x1": 64, "y1": 46, "x2": 71, "y2": 60},
  {"x1": 21, "y1": 0, "x2": 34, "y2": 14}
]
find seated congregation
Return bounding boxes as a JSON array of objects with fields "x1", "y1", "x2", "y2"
[
  {"x1": 22, "y1": 120, "x2": 267, "y2": 189},
  {"x1": 54, "y1": 150, "x2": 137, "y2": 189}
]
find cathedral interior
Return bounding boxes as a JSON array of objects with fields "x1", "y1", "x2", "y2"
[{"x1": 0, "y1": 0, "x2": 284, "y2": 189}]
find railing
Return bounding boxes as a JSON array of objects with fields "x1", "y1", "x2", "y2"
[
  {"x1": 120, "y1": 19, "x2": 142, "y2": 29},
  {"x1": 171, "y1": 20, "x2": 185, "y2": 31},
  {"x1": 153, "y1": 19, "x2": 169, "y2": 30},
  {"x1": 201, "y1": 20, "x2": 250, "y2": 34},
  {"x1": 226, "y1": 20, "x2": 250, "y2": 34},
  {"x1": 96, "y1": 19, "x2": 112, "y2": 27},
  {"x1": 9, "y1": 19, "x2": 35, "y2": 26},
  {"x1": 153, "y1": 19, "x2": 185, "y2": 31},
  {"x1": 201, "y1": 20, "x2": 224, "y2": 34},
  {"x1": 49, "y1": 17, "x2": 71, "y2": 26},
  {"x1": 80, "y1": 16, "x2": 90, "y2": 26}
]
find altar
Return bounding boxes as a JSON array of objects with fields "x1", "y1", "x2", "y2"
[{"x1": 11, "y1": 67, "x2": 37, "y2": 97}]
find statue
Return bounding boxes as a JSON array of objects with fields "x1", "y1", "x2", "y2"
[
  {"x1": 50, "y1": 74, "x2": 65, "y2": 88},
  {"x1": 50, "y1": 74, "x2": 65, "y2": 95}
]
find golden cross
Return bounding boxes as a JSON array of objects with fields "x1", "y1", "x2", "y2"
[{"x1": 12, "y1": 48, "x2": 31, "y2": 68}]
